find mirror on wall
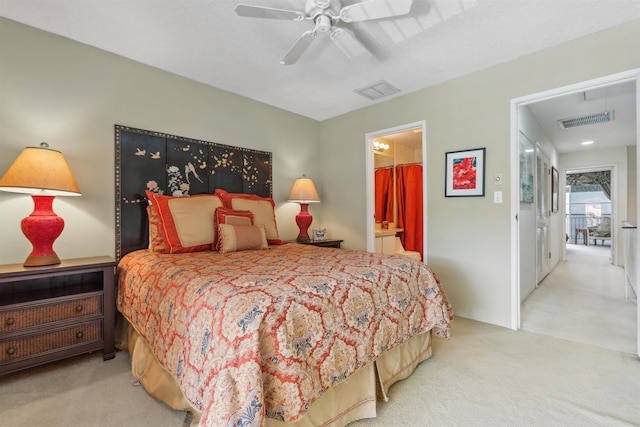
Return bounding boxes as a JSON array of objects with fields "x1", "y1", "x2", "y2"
[
  {"x1": 372, "y1": 130, "x2": 424, "y2": 260},
  {"x1": 374, "y1": 144, "x2": 395, "y2": 225}
]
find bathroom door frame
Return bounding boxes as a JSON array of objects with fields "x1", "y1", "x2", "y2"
[{"x1": 365, "y1": 120, "x2": 428, "y2": 259}]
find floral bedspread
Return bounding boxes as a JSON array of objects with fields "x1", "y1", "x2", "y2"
[{"x1": 116, "y1": 244, "x2": 452, "y2": 426}]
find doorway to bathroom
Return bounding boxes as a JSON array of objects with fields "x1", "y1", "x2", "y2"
[{"x1": 365, "y1": 121, "x2": 427, "y2": 260}]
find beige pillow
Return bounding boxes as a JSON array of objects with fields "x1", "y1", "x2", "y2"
[
  {"x1": 146, "y1": 190, "x2": 223, "y2": 253},
  {"x1": 228, "y1": 198, "x2": 282, "y2": 244},
  {"x1": 218, "y1": 224, "x2": 268, "y2": 253}
]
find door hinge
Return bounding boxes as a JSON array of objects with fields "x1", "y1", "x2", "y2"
[{"x1": 549, "y1": 252, "x2": 551, "y2": 259}]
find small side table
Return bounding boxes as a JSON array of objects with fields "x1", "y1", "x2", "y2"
[
  {"x1": 0, "y1": 256, "x2": 116, "y2": 375},
  {"x1": 575, "y1": 228, "x2": 589, "y2": 245},
  {"x1": 288, "y1": 239, "x2": 343, "y2": 248}
]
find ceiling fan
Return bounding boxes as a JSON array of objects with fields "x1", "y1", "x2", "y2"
[{"x1": 235, "y1": 0, "x2": 414, "y2": 65}]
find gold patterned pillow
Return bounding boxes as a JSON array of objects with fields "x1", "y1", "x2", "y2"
[
  {"x1": 213, "y1": 207, "x2": 254, "y2": 251},
  {"x1": 147, "y1": 205, "x2": 166, "y2": 253},
  {"x1": 217, "y1": 223, "x2": 268, "y2": 253}
]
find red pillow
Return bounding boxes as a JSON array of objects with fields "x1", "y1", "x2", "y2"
[
  {"x1": 146, "y1": 190, "x2": 223, "y2": 253},
  {"x1": 215, "y1": 190, "x2": 284, "y2": 245},
  {"x1": 213, "y1": 207, "x2": 254, "y2": 251}
]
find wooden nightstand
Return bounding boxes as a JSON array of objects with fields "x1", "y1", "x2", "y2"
[
  {"x1": 288, "y1": 239, "x2": 343, "y2": 248},
  {"x1": 0, "y1": 256, "x2": 116, "y2": 375}
]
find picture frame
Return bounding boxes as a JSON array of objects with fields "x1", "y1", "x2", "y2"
[
  {"x1": 313, "y1": 228, "x2": 327, "y2": 241},
  {"x1": 551, "y1": 166, "x2": 559, "y2": 212},
  {"x1": 519, "y1": 132, "x2": 534, "y2": 203},
  {"x1": 445, "y1": 147, "x2": 486, "y2": 197}
]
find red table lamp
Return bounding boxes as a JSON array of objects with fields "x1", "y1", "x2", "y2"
[
  {"x1": 288, "y1": 175, "x2": 320, "y2": 242},
  {"x1": 0, "y1": 143, "x2": 81, "y2": 267}
]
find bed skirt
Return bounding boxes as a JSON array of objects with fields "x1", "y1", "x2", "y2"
[{"x1": 115, "y1": 315, "x2": 433, "y2": 427}]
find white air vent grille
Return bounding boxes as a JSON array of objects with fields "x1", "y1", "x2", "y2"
[
  {"x1": 355, "y1": 80, "x2": 400, "y2": 100},
  {"x1": 559, "y1": 111, "x2": 613, "y2": 129}
]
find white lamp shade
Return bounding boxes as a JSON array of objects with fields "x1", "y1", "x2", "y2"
[{"x1": 288, "y1": 176, "x2": 320, "y2": 203}]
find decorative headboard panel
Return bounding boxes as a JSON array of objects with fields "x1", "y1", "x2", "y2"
[{"x1": 115, "y1": 125, "x2": 272, "y2": 260}]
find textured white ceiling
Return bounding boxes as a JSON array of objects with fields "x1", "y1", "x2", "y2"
[{"x1": 1, "y1": 0, "x2": 639, "y2": 122}]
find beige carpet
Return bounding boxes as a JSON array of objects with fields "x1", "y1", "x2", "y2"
[
  {"x1": 1, "y1": 317, "x2": 639, "y2": 427},
  {"x1": 521, "y1": 244, "x2": 637, "y2": 354}
]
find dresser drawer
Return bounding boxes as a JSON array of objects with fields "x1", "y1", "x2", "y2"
[
  {"x1": 0, "y1": 320, "x2": 103, "y2": 363},
  {"x1": 1, "y1": 294, "x2": 103, "y2": 332}
]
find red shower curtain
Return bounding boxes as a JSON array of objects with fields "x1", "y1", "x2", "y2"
[
  {"x1": 375, "y1": 167, "x2": 394, "y2": 223},
  {"x1": 396, "y1": 164, "x2": 423, "y2": 261}
]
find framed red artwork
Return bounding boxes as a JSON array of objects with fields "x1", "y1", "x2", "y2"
[{"x1": 445, "y1": 147, "x2": 486, "y2": 197}]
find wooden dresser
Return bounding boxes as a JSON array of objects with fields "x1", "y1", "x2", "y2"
[{"x1": 0, "y1": 256, "x2": 116, "y2": 375}]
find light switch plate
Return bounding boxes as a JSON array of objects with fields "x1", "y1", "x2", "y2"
[{"x1": 494, "y1": 191, "x2": 503, "y2": 203}]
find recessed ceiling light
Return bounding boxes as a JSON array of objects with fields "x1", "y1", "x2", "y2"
[{"x1": 581, "y1": 140, "x2": 594, "y2": 145}]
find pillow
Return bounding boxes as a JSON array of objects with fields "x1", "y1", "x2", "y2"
[
  {"x1": 216, "y1": 190, "x2": 284, "y2": 245},
  {"x1": 213, "y1": 207, "x2": 254, "y2": 250},
  {"x1": 146, "y1": 190, "x2": 223, "y2": 253},
  {"x1": 147, "y1": 205, "x2": 166, "y2": 253},
  {"x1": 217, "y1": 223, "x2": 268, "y2": 253}
]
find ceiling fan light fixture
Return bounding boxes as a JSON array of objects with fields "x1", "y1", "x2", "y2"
[{"x1": 315, "y1": 14, "x2": 333, "y2": 32}]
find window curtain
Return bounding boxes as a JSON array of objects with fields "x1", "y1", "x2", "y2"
[
  {"x1": 374, "y1": 167, "x2": 394, "y2": 222},
  {"x1": 396, "y1": 164, "x2": 423, "y2": 261},
  {"x1": 566, "y1": 170, "x2": 611, "y2": 199}
]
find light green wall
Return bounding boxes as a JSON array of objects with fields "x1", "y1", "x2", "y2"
[
  {"x1": 0, "y1": 17, "x2": 320, "y2": 265},
  {"x1": 319, "y1": 20, "x2": 640, "y2": 326},
  {"x1": 1, "y1": 17, "x2": 639, "y2": 328}
]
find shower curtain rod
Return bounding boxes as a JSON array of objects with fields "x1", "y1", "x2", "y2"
[{"x1": 396, "y1": 162, "x2": 423, "y2": 167}]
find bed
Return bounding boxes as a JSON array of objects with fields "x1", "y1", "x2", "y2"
[{"x1": 114, "y1": 126, "x2": 453, "y2": 426}]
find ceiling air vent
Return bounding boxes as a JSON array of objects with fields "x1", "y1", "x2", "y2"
[
  {"x1": 558, "y1": 111, "x2": 613, "y2": 129},
  {"x1": 355, "y1": 80, "x2": 400, "y2": 101}
]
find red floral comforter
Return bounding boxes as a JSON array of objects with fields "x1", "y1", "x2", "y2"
[{"x1": 117, "y1": 244, "x2": 452, "y2": 426}]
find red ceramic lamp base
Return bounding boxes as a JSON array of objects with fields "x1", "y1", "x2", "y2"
[
  {"x1": 295, "y1": 203, "x2": 313, "y2": 242},
  {"x1": 21, "y1": 195, "x2": 64, "y2": 267}
]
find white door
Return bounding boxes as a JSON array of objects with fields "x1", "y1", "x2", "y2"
[{"x1": 536, "y1": 149, "x2": 550, "y2": 284}]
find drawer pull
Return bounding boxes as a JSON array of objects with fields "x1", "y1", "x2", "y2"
[
  {"x1": 6, "y1": 317, "x2": 15, "y2": 326},
  {"x1": 6, "y1": 347, "x2": 16, "y2": 355},
  {"x1": 75, "y1": 305, "x2": 83, "y2": 312},
  {"x1": 76, "y1": 331, "x2": 84, "y2": 339}
]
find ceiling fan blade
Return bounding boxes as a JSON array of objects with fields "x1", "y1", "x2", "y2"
[
  {"x1": 330, "y1": 28, "x2": 371, "y2": 61},
  {"x1": 281, "y1": 31, "x2": 317, "y2": 65},
  {"x1": 340, "y1": 0, "x2": 413, "y2": 23},
  {"x1": 235, "y1": 4, "x2": 305, "y2": 21}
]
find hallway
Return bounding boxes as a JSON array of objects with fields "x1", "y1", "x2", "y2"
[{"x1": 521, "y1": 243, "x2": 637, "y2": 354}]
